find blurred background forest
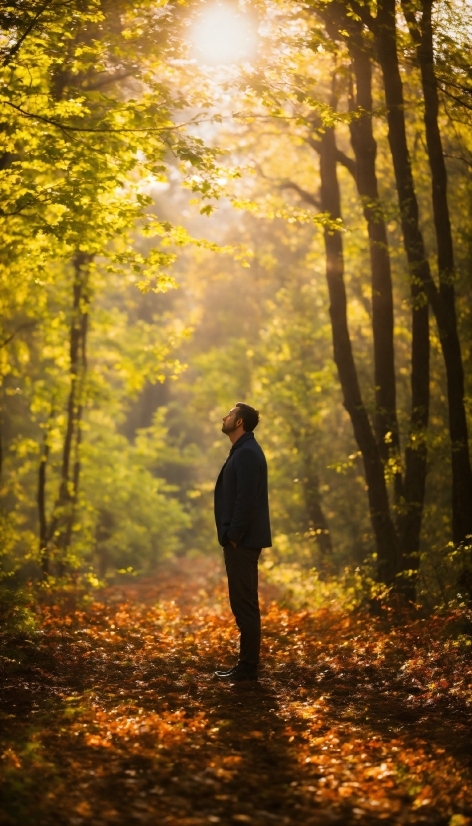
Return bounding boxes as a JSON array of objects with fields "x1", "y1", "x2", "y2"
[{"x1": 1, "y1": 0, "x2": 471, "y2": 610}]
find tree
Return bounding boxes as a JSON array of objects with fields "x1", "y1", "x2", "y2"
[
  {"x1": 400, "y1": 0, "x2": 472, "y2": 545},
  {"x1": 348, "y1": 0, "x2": 472, "y2": 544},
  {"x1": 0, "y1": 0, "x2": 220, "y2": 577},
  {"x1": 310, "y1": 2, "x2": 430, "y2": 591},
  {"x1": 316, "y1": 88, "x2": 398, "y2": 586}
]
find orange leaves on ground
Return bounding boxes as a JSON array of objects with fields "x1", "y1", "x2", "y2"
[
  {"x1": 2, "y1": 559, "x2": 472, "y2": 825},
  {"x1": 81, "y1": 706, "x2": 209, "y2": 750}
]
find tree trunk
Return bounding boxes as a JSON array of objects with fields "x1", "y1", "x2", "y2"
[
  {"x1": 301, "y1": 456, "x2": 333, "y2": 557},
  {"x1": 376, "y1": 0, "x2": 472, "y2": 544},
  {"x1": 347, "y1": 44, "x2": 401, "y2": 484},
  {"x1": 401, "y1": 0, "x2": 472, "y2": 546},
  {"x1": 397, "y1": 373, "x2": 429, "y2": 596},
  {"x1": 38, "y1": 418, "x2": 51, "y2": 576},
  {"x1": 95, "y1": 510, "x2": 115, "y2": 578},
  {"x1": 347, "y1": 31, "x2": 430, "y2": 594},
  {"x1": 62, "y1": 282, "x2": 89, "y2": 554},
  {"x1": 47, "y1": 252, "x2": 91, "y2": 563},
  {"x1": 318, "y1": 116, "x2": 398, "y2": 586},
  {"x1": 312, "y1": 5, "x2": 429, "y2": 597},
  {"x1": 291, "y1": 428, "x2": 333, "y2": 557}
]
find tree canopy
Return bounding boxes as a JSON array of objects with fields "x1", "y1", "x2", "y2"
[{"x1": 1, "y1": 0, "x2": 472, "y2": 603}]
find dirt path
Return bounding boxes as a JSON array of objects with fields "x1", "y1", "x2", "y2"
[{"x1": 1, "y1": 558, "x2": 472, "y2": 826}]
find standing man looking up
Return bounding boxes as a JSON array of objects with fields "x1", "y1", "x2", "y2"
[{"x1": 214, "y1": 403, "x2": 271, "y2": 682}]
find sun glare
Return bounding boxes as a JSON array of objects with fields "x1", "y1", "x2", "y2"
[{"x1": 189, "y1": 3, "x2": 258, "y2": 66}]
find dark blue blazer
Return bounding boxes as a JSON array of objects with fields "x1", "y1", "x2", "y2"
[{"x1": 214, "y1": 431, "x2": 272, "y2": 549}]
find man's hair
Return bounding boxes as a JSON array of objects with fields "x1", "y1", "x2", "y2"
[{"x1": 235, "y1": 402, "x2": 260, "y2": 432}]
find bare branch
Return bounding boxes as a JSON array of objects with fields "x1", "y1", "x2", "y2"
[
  {"x1": 0, "y1": 321, "x2": 37, "y2": 349},
  {"x1": 440, "y1": 86, "x2": 472, "y2": 112},
  {"x1": 443, "y1": 152, "x2": 472, "y2": 170},
  {"x1": 439, "y1": 78, "x2": 472, "y2": 97},
  {"x1": 280, "y1": 181, "x2": 320, "y2": 209}
]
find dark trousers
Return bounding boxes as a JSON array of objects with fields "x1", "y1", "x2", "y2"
[{"x1": 223, "y1": 543, "x2": 261, "y2": 666}]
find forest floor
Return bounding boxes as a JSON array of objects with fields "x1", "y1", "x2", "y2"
[{"x1": 1, "y1": 556, "x2": 472, "y2": 826}]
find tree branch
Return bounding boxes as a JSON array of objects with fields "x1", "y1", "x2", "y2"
[
  {"x1": 400, "y1": 0, "x2": 421, "y2": 48},
  {"x1": 2, "y1": 0, "x2": 54, "y2": 67},
  {"x1": 443, "y1": 152, "x2": 472, "y2": 170},
  {"x1": 81, "y1": 70, "x2": 136, "y2": 92},
  {"x1": 440, "y1": 86, "x2": 472, "y2": 112},
  {"x1": 346, "y1": 0, "x2": 376, "y2": 31},
  {"x1": 0, "y1": 321, "x2": 37, "y2": 349},
  {"x1": 439, "y1": 77, "x2": 472, "y2": 97},
  {"x1": 280, "y1": 181, "x2": 320, "y2": 209},
  {"x1": 307, "y1": 136, "x2": 357, "y2": 178},
  {"x1": 4, "y1": 101, "x2": 201, "y2": 135},
  {"x1": 336, "y1": 148, "x2": 357, "y2": 178}
]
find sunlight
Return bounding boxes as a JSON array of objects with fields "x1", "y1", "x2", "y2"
[{"x1": 189, "y1": 3, "x2": 258, "y2": 66}]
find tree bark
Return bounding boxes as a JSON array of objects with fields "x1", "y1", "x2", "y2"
[
  {"x1": 290, "y1": 427, "x2": 333, "y2": 557},
  {"x1": 346, "y1": 41, "x2": 402, "y2": 490},
  {"x1": 318, "y1": 117, "x2": 398, "y2": 585},
  {"x1": 60, "y1": 286, "x2": 88, "y2": 556},
  {"x1": 47, "y1": 252, "x2": 91, "y2": 561},
  {"x1": 376, "y1": 0, "x2": 472, "y2": 544},
  {"x1": 311, "y1": 5, "x2": 429, "y2": 596},
  {"x1": 301, "y1": 455, "x2": 333, "y2": 557},
  {"x1": 346, "y1": 27, "x2": 430, "y2": 591},
  {"x1": 401, "y1": 0, "x2": 472, "y2": 545},
  {"x1": 38, "y1": 417, "x2": 51, "y2": 576}
]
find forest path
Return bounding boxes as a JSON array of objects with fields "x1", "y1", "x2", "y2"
[{"x1": 1, "y1": 556, "x2": 471, "y2": 826}]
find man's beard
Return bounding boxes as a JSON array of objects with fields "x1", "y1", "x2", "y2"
[{"x1": 222, "y1": 420, "x2": 237, "y2": 434}]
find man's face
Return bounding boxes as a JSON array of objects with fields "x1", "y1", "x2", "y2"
[{"x1": 222, "y1": 407, "x2": 242, "y2": 434}]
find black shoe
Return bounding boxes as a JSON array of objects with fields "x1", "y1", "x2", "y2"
[
  {"x1": 214, "y1": 664, "x2": 258, "y2": 681},
  {"x1": 214, "y1": 665, "x2": 238, "y2": 677}
]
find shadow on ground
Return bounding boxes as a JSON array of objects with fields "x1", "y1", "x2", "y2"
[{"x1": 1, "y1": 558, "x2": 471, "y2": 826}]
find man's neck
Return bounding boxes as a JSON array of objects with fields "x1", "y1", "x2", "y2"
[{"x1": 228, "y1": 428, "x2": 246, "y2": 445}]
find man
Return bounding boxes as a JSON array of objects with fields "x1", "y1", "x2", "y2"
[{"x1": 213, "y1": 402, "x2": 271, "y2": 682}]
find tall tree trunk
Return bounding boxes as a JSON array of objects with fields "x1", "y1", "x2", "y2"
[
  {"x1": 376, "y1": 0, "x2": 472, "y2": 544},
  {"x1": 397, "y1": 321, "x2": 429, "y2": 595},
  {"x1": 47, "y1": 252, "x2": 91, "y2": 564},
  {"x1": 318, "y1": 114, "x2": 398, "y2": 586},
  {"x1": 312, "y1": 5, "x2": 429, "y2": 596},
  {"x1": 301, "y1": 455, "x2": 333, "y2": 557},
  {"x1": 347, "y1": 45, "x2": 401, "y2": 485},
  {"x1": 347, "y1": 33, "x2": 430, "y2": 593},
  {"x1": 291, "y1": 427, "x2": 333, "y2": 557},
  {"x1": 38, "y1": 415, "x2": 51, "y2": 576},
  {"x1": 400, "y1": 0, "x2": 472, "y2": 546},
  {"x1": 62, "y1": 282, "x2": 89, "y2": 555}
]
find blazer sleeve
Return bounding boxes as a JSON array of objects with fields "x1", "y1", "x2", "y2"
[{"x1": 226, "y1": 448, "x2": 262, "y2": 543}]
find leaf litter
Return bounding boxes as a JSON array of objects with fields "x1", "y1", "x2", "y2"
[{"x1": 1, "y1": 557, "x2": 472, "y2": 826}]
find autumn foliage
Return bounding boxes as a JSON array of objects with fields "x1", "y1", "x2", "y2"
[{"x1": 1, "y1": 559, "x2": 471, "y2": 826}]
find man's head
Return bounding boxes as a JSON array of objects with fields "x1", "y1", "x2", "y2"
[{"x1": 221, "y1": 402, "x2": 259, "y2": 442}]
